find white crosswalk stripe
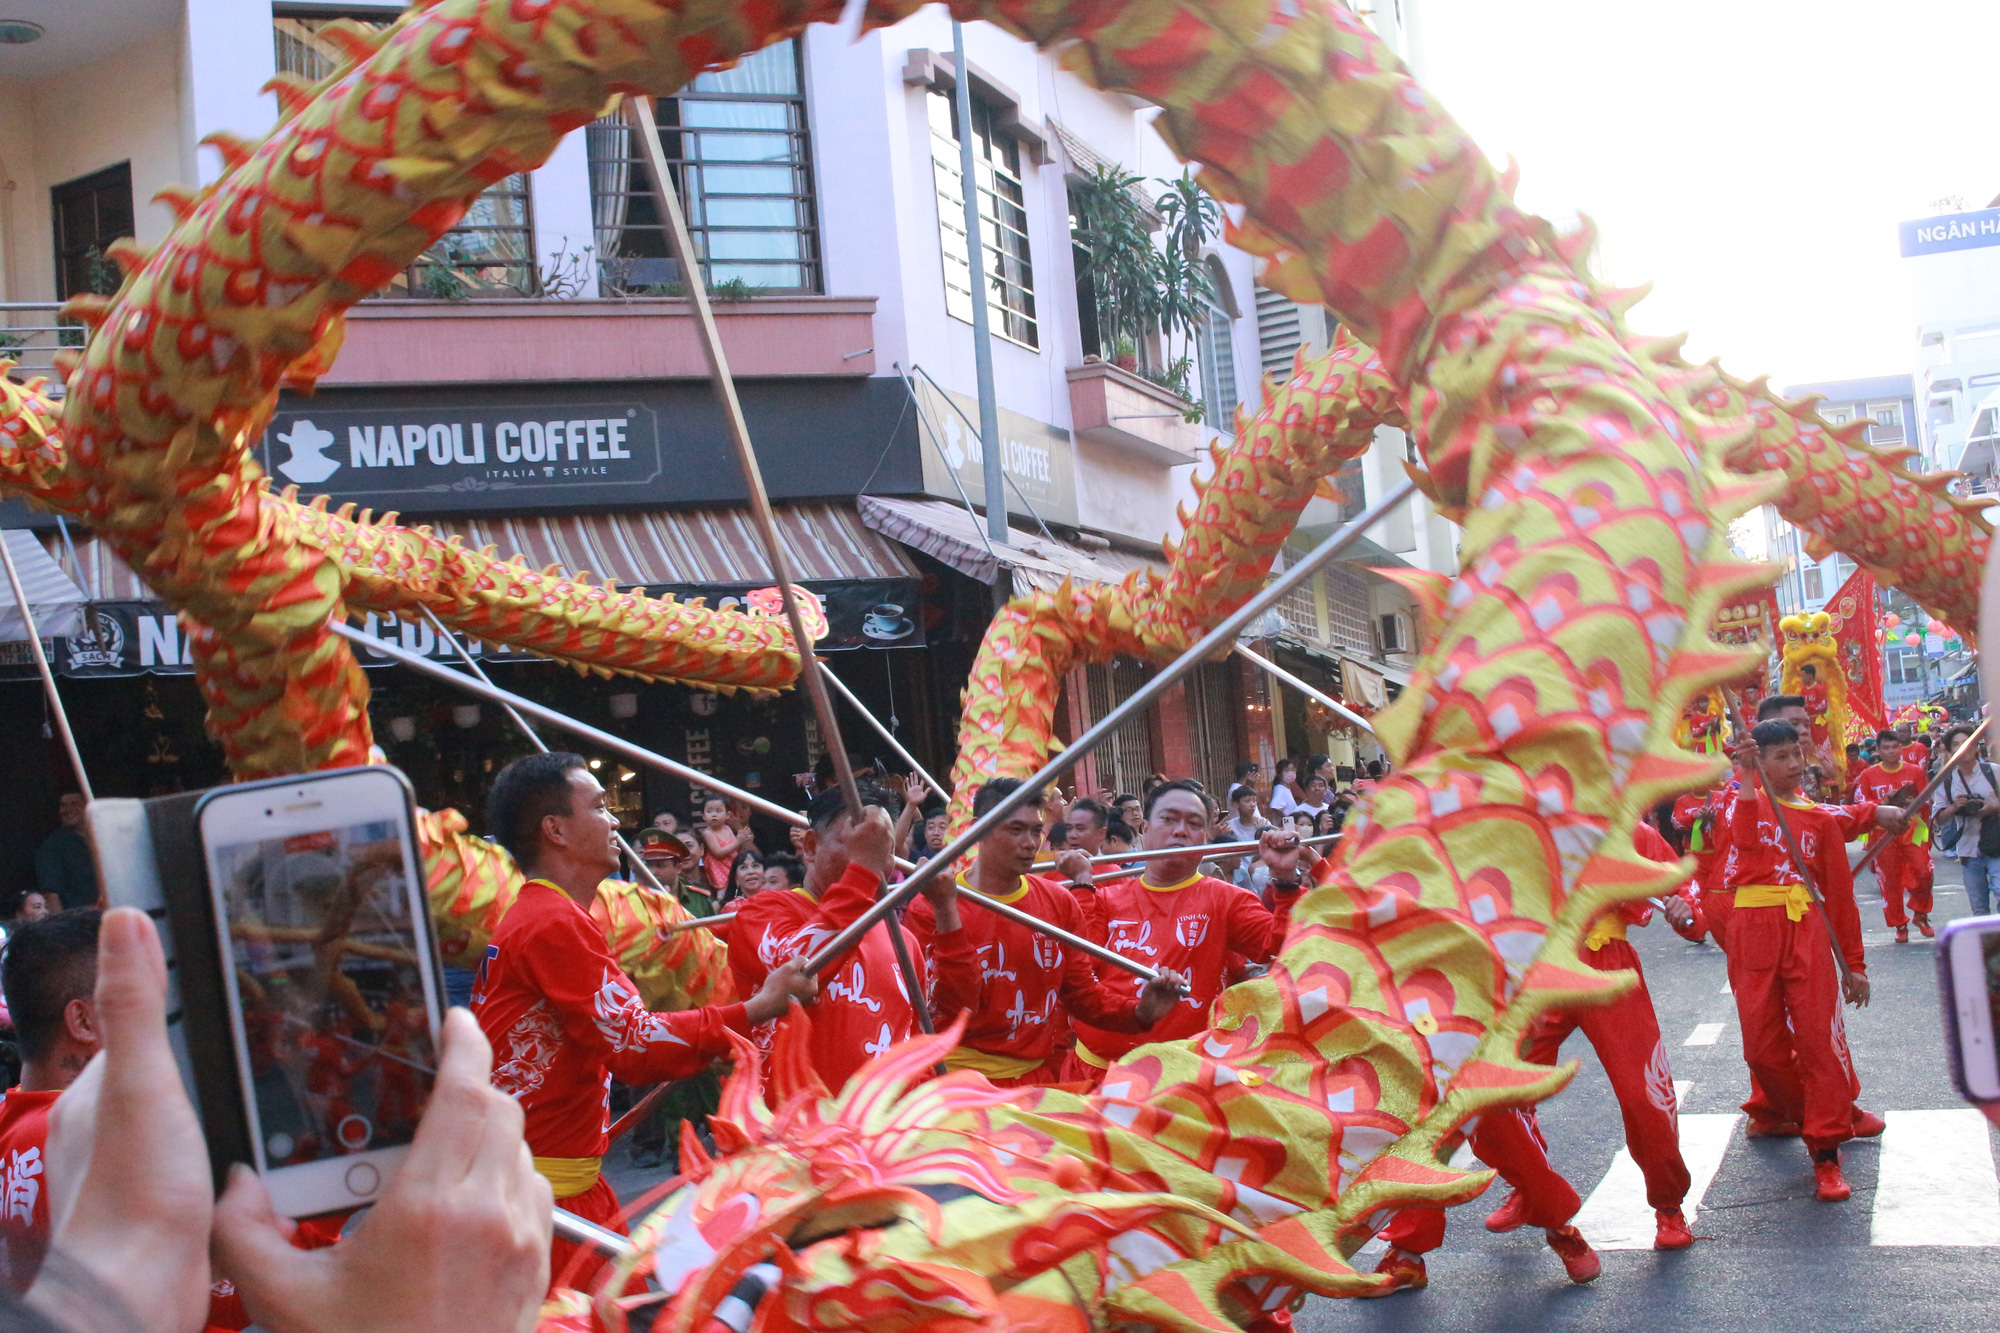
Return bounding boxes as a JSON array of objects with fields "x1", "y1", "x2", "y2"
[
  {"x1": 1871, "y1": 1108, "x2": 2000, "y2": 1246},
  {"x1": 1571, "y1": 1113, "x2": 1739, "y2": 1250},
  {"x1": 1684, "y1": 1022, "x2": 1725, "y2": 1046}
]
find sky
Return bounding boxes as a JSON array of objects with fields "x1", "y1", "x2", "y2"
[{"x1": 1405, "y1": 0, "x2": 2000, "y2": 391}]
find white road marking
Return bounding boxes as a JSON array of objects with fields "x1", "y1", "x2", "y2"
[
  {"x1": 1684, "y1": 1022, "x2": 1725, "y2": 1046},
  {"x1": 1447, "y1": 1141, "x2": 1480, "y2": 1170},
  {"x1": 1720, "y1": 976, "x2": 1732, "y2": 994},
  {"x1": 1673, "y1": 1079, "x2": 1693, "y2": 1108},
  {"x1": 1572, "y1": 1113, "x2": 1740, "y2": 1250},
  {"x1": 1872, "y1": 1109, "x2": 2000, "y2": 1247}
]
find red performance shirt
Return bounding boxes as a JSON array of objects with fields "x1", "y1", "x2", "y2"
[
  {"x1": 0, "y1": 1088, "x2": 55, "y2": 1293},
  {"x1": 726, "y1": 865, "x2": 975, "y2": 1092},
  {"x1": 1071, "y1": 871, "x2": 1299, "y2": 1066},
  {"x1": 1851, "y1": 762, "x2": 1924, "y2": 845},
  {"x1": 904, "y1": 872, "x2": 1145, "y2": 1067},
  {"x1": 473, "y1": 879, "x2": 747, "y2": 1159},
  {"x1": 1725, "y1": 790, "x2": 1874, "y2": 974},
  {"x1": 1670, "y1": 789, "x2": 1735, "y2": 895}
]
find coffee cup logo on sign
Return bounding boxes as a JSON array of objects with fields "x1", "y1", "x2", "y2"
[{"x1": 862, "y1": 603, "x2": 914, "y2": 642}]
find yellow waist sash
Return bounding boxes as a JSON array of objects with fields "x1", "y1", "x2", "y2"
[
  {"x1": 1582, "y1": 917, "x2": 1628, "y2": 952},
  {"x1": 1074, "y1": 1041, "x2": 1111, "y2": 1070},
  {"x1": 943, "y1": 1046, "x2": 1045, "y2": 1080},
  {"x1": 532, "y1": 1155, "x2": 604, "y2": 1200},
  {"x1": 1734, "y1": 883, "x2": 1813, "y2": 922}
]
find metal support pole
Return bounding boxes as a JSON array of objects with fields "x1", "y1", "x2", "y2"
[
  {"x1": 417, "y1": 606, "x2": 666, "y2": 894},
  {"x1": 1032, "y1": 830, "x2": 1341, "y2": 871},
  {"x1": 331, "y1": 622, "x2": 1154, "y2": 979},
  {"x1": 623, "y1": 95, "x2": 866, "y2": 826},
  {"x1": 1233, "y1": 643, "x2": 1377, "y2": 736},
  {"x1": 802, "y1": 481, "x2": 1419, "y2": 976},
  {"x1": 553, "y1": 1206, "x2": 635, "y2": 1259},
  {"x1": 0, "y1": 534, "x2": 91, "y2": 802},
  {"x1": 821, "y1": 665, "x2": 949, "y2": 802},
  {"x1": 952, "y1": 19, "x2": 1008, "y2": 560}
]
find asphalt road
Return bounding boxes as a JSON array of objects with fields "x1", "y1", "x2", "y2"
[{"x1": 1306, "y1": 856, "x2": 2000, "y2": 1333}]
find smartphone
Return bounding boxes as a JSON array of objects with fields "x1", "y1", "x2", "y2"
[
  {"x1": 1938, "y1": 915, "x2": 2000, "y2": 1103},
  {"x1": 193, "y1": 768, "x2": 443, "y2": 1217}
]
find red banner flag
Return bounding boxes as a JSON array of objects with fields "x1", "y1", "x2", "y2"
[{"x1": 1825, "y1": 569, "x2": 1885, "y2": 734}]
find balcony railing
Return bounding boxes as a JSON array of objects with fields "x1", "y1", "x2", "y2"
[{"x1": 0, "y1": 303, "x2": 74, "y2": 388}]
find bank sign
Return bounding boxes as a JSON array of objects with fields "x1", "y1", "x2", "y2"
[
  {"x1": 1899, "y1": 208, "x2": 2000, "y2": 257},
  {"x1": 259, "y1": 400, "x2": 662, "y2": 503}
]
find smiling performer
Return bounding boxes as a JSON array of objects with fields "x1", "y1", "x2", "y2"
[
  {"x1": 1065, "y1": 780, "x2": 1303, "y2": 1085},
  {"x1": 1850, "y1": 729, "x2": 1934, "y2": 942},
  {"x1": 1724, "y1": 720, "x2": 1907, "y2": 1202},
  {"x1": 905, "y1": 778, "x2": 1188, "y2": 1086},
  {"x1": 473, "y1": 752, "x2": 816, "y2": 1289}
]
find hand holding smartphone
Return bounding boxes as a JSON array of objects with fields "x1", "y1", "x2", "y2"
[
  {"x1": 191, "y1": 768, "x2": 445, "y2": 1217},
  {"x1": 1938, "y1": 916, "x2": 2000, "y2": 1104}
]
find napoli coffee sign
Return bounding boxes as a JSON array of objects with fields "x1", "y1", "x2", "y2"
[{"x1": 258, "y1": 400, "x2": 663, "y2": 506}]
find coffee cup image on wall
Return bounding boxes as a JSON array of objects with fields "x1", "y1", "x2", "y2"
[{"x1": 862, "y1": 604, "x2": 914, "y2": 641}]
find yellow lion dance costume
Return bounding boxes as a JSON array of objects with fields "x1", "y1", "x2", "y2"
[{"x1": 1779, "y1": 611, "x2": 1852, "y2": 789}]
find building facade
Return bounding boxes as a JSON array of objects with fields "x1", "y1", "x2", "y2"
[{"x1": 0, "y1": 0, "x2": 1308, "y2": 890}]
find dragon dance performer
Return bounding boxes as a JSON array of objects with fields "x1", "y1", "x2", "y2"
[
  {"x1": 473, "y1": 753, "x2": 817, "y2": 1288},
  {"x1": 1851, "y1": 730, "x2": 1935, "y2": 942},
  {"x1": 905, "y1": 778, "x2": 1188, "y2": 1087},
  {"x1": 1065, "y1": 780, "x2": 1304, "y2": 1085},
  {"x1": 725, "y1": 781, "x2": 978, "y2": 1093},
  {"x1": 1488, "y1": 821, "x2": 1706, "y2": 1251},
  {"x1": 1723, "y1": 721, "x2": 1906, "y2": 1202}
]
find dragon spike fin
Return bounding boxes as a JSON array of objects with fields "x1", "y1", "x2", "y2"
[
  {"x1": 200, "y1": 130, "x2": 255, "y2": 171},
  {"x1": 153, "y1": 185, "x2": 199, "y2": 221},
  {"x1": 105, "y1": 237, "x2": 150, "y2": 278}
]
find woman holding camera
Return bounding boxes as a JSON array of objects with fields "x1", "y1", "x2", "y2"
[{"x1": 1931, "y1": 727, "x2": 2000, "y2": 918}]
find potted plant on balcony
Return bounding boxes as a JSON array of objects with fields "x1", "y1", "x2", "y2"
[{"x1": 1070, "y1": 166, "x2": 1221, "y2": 422}]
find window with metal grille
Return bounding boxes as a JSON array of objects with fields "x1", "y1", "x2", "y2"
[
  {"x1": 929, "y1": 88, "x2": 1038, "y2": 348},
  {"x1": 274, "y1": 15, "x2": 534, "y2": 297},
  {"x1": 1256, "y1": 285, "x2": 1303, "y2": 376},
  {"x1": 1083, "y1": 659, "x2": 1157, "y2": 796},
  {"x1": 1200, "y1": 301, "x2": 1239, "y2": 431},
  {"x1": 1278, "y1": 581, "x2": 1320, "y2": 642},
  {"x1": 586, "y1": 41, "x2": 820, "y2": 295},
  {"x1": 1322, "y1": 565, "x2": 1376, "y2": 654}
]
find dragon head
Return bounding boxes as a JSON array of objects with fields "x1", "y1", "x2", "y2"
[{"x1": 574, "y1": 1012, "x2": 1243, "y2": 1333}]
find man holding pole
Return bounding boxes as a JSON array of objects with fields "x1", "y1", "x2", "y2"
[
  {"x1": 906, "y1": 778, "x2": 1189, "y2": 1087},
  {"x1": 473, "y1": 753, "x2": 817, "y2": 1288},
  {"x1": 1065, "y1": 780, "x2": 1306, "y2": 1084},
  {"x1": 1850, "y1": 729, "x2": 1934, "y2": 941},
  {"x1": 1724, "y1": 720, "x2": 1907, "y2": 1201},
  {"x1": 726, "y1": 781, "x2": 978, "y2": 1093}
]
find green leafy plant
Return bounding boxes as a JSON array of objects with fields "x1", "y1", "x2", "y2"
[
  {"x1": 708, "y1": 276, "x2": 758, "y2": 302},
  {"x1": 1070, "y1": 167, "x2": 1220, "y2": 386}
]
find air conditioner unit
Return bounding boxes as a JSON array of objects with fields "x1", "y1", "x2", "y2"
[{"x1": 1379, "y1": 612, "x2": 1412, "y2": 654}]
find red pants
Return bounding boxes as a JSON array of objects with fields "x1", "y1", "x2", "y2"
[
  {"x1": 1724, "y1": 904, "x2": 1858, "y2": 1153},
  {"x1": 1874, "y1": 838, "x2": 1933, "y2": 927},
  {"x1": 1708, "y1": 890, "x2": 1860, "y2": 1126},
  {"x1": 549, "y1": 1177, "x2": 637, "y2": 1295},
  {"x1": 1379, "y1": 1109, "x2": 1581, "y2": 1253},
  {"x1": 1522, "y1": 939, "x2": 1689, "y2": 1210}
]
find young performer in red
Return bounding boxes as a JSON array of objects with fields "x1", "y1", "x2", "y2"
[
  {"x1": 1851, "y1": 729, "x2": 1934, "y2": 941},
  {"x1": 726, "y1": 782, "x2": 977, "y2": 1093},
  {"x1": 1066, "y1": 781, "x2": 1304, "y2": 1082},
  {"x1": 476, "y1": 753, "x2": 816, "y2": 1289},
  {"x1": 0, "y1": 910, "x2": 101, "y2": 1293},
  {"x1": 904, "y1": 779, "x2": 1188, "y2": 1086},
  {"x1": 1724, "y1": 720, "x2": 1906, "y2": 1201}
]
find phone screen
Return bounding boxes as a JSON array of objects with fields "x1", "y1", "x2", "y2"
[
  {"x1": 210, "y1": 817, "x2": 437, "y2": 1170},
  {"x1": 1946, "y1": 919, "x2": 2000, "y2": 1102}
]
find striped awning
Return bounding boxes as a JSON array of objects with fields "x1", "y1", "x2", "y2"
[
  {"x1": 38, "y1": 502, "x2": 919, "y2": 602},
  {"x1": 858, "y1": 494, "x2": 1164, "y2": 593},
  {"x1": 0, "y1": 531, "x2": 86, "y2": 641}
]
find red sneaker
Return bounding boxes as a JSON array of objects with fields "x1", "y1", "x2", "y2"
[
  {"x1": 1545, "y1": 1225, "x2": 1601, "y2": 1283},
  {"x1": 1917, "y1": 913, "x2": 1935, "y2": 939},
  {"x1": 1654, "y1": 1207, "x2": 1695, "y2": 1250},
  {"x1": 1356, "y1": 1249, "x2": 1427, "y2": 1299},
  {"x1": 1813, "y1": 1153, "x2": 1851, "y2": 1202},
  {"x1": 1485, "y1": 1189, "x2": 1530, "y2": 1233},
  {"x1": 1851, "y1": 1109, "x2": 1886, "y2": 1137},
  {"x1": 1746, "y1": 1119, "x2": 1802, "y2": 1138},
  {"x1": 1895, "y1": 925, "x2": 1910, "y2": 943}
]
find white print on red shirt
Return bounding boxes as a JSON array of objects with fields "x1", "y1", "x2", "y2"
[
  {"x1": 592, "y1": 969, "x2": 691, "y2": 1053},
  {"x1": 823, "y1": 961, "x2": 884, "y2": 1012},
  {"x1": 1174, "y1": 914, "x2": 1211, "y2": 948},
  {"x1": 4, "y1": 1147, "x2": 39, "y2": 1228},
  {"x1": 492, "y1": 1001, "x2": 562, "y2": 1098},
  {"x1": 1106, "y1": 918, "x2": 1158, "y2": 958},
  {"x1": 977, "y1": 940, "x2": 1019, "y2": 985}
]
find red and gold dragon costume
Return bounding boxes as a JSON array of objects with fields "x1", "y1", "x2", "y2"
[{"x1": 0, "y1": 0, "x2": 1987, "y2": 1328}]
